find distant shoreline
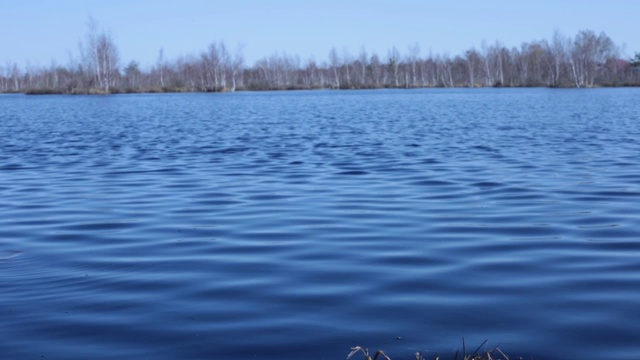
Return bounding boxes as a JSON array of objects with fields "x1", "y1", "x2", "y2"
[
  {"x1": 10, "y1": 82, "x2": 639, "y2": 96},
  {"x1": 1, "y1": 23, "x2": 639, "y2": 94}
]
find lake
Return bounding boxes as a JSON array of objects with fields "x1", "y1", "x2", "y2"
[{"x1": 1, "y1": 88, "x2": 639, "y2": 359}]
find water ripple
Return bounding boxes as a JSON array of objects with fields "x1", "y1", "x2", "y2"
[{"x1": 1, "y1": 89, "x2": 640, "y2": 360}]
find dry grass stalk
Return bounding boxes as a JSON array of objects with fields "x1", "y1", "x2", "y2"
[
  {"x1": 347, "y1": 346, "x2": 391, "y2": 360},
  {"x1": 349, "y1": 339, "x2": 516, "y2": 360}
]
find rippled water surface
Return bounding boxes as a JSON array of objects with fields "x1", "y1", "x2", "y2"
[{"x1": 1, "y1": 89, "x2": 639, "y2": 359}]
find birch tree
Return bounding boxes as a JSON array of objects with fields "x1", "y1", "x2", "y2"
[
  {"x1": 547, "y1": 30, "x2": 569, "y2": 86},
  {"x1": 407, "y1": 43, "x2": 420, "y2": 87},
  {"x1": 81, "y1": 17, "x2": 120, "y2": 92},
  {"x1": 328, "y1": 47, "x2": 341, "y2": 88},
  {"x1": 387, "y1": 47, "x2": 401, "y2": 87},
  {"x1": 465, "y1": 48, "x2": 480, "y2": 87},
  {"x1": 355, "y1": 47, "x2": 368, "y2": 87}
]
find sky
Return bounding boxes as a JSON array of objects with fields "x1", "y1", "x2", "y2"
[{"x1": 1, "y1": 0, "x2": 639, "y2": 69}]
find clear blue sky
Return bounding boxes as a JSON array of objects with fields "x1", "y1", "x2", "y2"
[{"x1": 1, "y1": 0, "x2": 638, "y2": 69}]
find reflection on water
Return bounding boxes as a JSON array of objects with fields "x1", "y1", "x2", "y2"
[{"x1": 1, "y1": 89, "x2": 639, "y2": 360}]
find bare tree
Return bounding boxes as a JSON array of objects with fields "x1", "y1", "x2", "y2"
[
  {"x1": 156, "y1": 48, "x2": 166, "y2": 88},
  {"x1": 328, "y1": 47, "x2": 341, "y2": 89},
  {"x1": 512, "y1": 45, "x2": 529, "y2": 86},
  {"x1": 436, "y1": 54, "x2": 454, "y2": 87},
  {"x1": 355, "y1": 47, "x2": 368, "y2": 87},
  {"x1": 229, "y1": 45, "x2": 245, "y2": 91},
  {"x1": 10, "y1": 63, "x2": 21, "y2": 91},
  {"x1": 341, "y1": 48, "x2": 353, "y2": 88},
  {"x1": 387, "y1": 46, "x2": 400, "y2": 87},
  {"x1": 368, "y1": 53, "x2": 382, "y2": 87},
  {"x1": 481, "y1": 42, "x2": 494, "y2": 86},
  {"x1": 81, "y1": 17, "x2": 120, "y2": 92},
  {"x1": 547, "y1": 30, "x2": 569, "y2": 86},
  {"x1": 465, "y1": 48, "x2": 481, "y2": 87},
  {"x1": 407, "y1": 43, "x2": 420, "y2": 87}
]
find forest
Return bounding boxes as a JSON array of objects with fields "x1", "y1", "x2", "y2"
[{"x1": 2, "y1": 22, "x2": 640, "y2": 94}]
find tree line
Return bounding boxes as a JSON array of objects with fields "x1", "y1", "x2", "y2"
[{"x1": 2, "y1": 23, "x2": 640, "y2": 94}]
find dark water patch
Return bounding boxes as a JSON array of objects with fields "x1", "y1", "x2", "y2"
[
  {"x1": 190, "y1": 198, "x2": 244, "y2": 206},
  {"x1": 417, "y1": 193, "x2": 474, "y2": 201},
  {"x1": 569, "y1": 195, "x2": 620, "y2": 202},
  {"x1": 471, "y1": 145, "x2": 499, "y2": 152},
  {"x1": 471, "y1": 181, "x2": 504, "y2": 188},
  {"x1": 371, "y1": 167, "x2": 413, "y2": 176},
  {"x1": 430, "y1": 224, "x2": 562, "y2": 237},
  {"x1": 567, "y1": 214, "x2": 626, "y2": 226},
  {"x1": 610, "y1": 173, "x2": 640, "y2": 183},
  {"x1": 335, "y1": 170, "x2": 370, "y2": 176},
  {"x1": 0, "y1": 250, "x2": 22, "y2": 260},
  {"x1": 55, "y1": 221, "x2": 142, "y2": 232},
  {"x1": 282, "y1": 172, "x2": 315, "y2": 180},
  {"x1": 245, "y1": 193, "x2": 292, "y2": 201},
  {"x1": 1, "y1": 163, "x2": 32, "y2": 170},
  {"x1": 220, "y1": 172, "x2": 256, "y2": 177},
  {"x1": 7, "y1": 218, "x2": 61, "y2": 227},
  {"x1": 578, "y1": 226, "x2": 640, "y2": 240},
  {"x1": 104, "y1": 168, "x2": 182, "y2": 176},
  {"x1": 612, "y1": 161, "x2": 636, "y2": 167},
  {"x1": 236, "y1": 230, "x2": 309, "y2": 242},
  {"x1": 409, "y1": 179, "x2": 456, "y2": 186},
  {"x1": 485, "y1": 194, "x2": 548, "y2": 203},
  {"x1": 590, "y1": 190, "x2": 640, "y2": 197}
]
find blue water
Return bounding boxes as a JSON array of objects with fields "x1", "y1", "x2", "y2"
[{"x1": 1, "y1": 89, "x2": 639, "y2": 359}]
